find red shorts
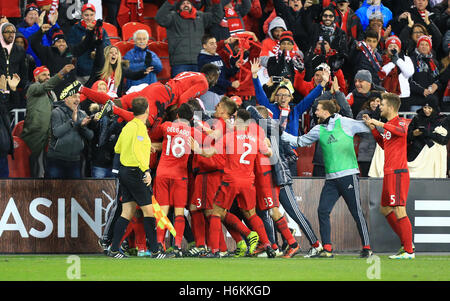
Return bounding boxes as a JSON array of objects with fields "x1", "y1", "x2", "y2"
[
  {"x1": 381, "y1": 171, "x2": 410, "y2": 207},
  {"x1": 213, "y1": 182, "x2": 256, "y2": 211},
  {"x1": 154, "y1": 176, "x2": 188, "y2": 208},
  {"x1": 255, "y1": 173, "x2": 280, "y2": 211},
  {"x1": 190, "y1": 171, "x2": 222, "y2": 210}
]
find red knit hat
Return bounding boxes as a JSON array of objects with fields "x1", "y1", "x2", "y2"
[
  {"x1": 417, "y1": 35, "x2": 432, "y2": 49},
  {"x1": 33, "y1": 66, "x2": 49, "y2": 79},
  {"x1": 280, "y1": 31, "x2": 295, "y2": 44},
  {"x1": 385, "y1": 35, "x2": 401, "y2": 50}
]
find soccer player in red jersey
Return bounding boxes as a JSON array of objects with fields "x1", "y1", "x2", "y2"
[
  {"x1": 150, "y1": 103, "x2": 204, "y2": 257},
  {"x1": 79, "y1": 64, "x2": 220, "y2": 125},
  {"x1": 189, "y1": 97, "x2": 238, "y2": 256},
  {"x1": 363, "y1": 93, "x2": 415, "y2": 259},
  {"x1": 193, "y1": 109, "x2": 276, "y2": 258}
]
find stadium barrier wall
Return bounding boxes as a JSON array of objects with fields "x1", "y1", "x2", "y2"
[{"x1": 0, "y1": 178, "x2": 449, "y2": 253}]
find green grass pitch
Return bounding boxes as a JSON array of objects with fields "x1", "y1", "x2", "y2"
[{"x1": 0, "y1": 254, "x2": 449, "y2": 281}]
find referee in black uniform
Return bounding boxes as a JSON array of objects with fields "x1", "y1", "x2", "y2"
[{"x1": 107, "y1": 96, "x2": 164, "y2": 258}]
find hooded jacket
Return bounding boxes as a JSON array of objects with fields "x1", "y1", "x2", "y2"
[{"x1": 260, "y1": 16, "x2": 287, "y2": 66}]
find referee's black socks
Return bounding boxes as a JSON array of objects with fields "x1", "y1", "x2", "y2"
[
  {"x1": 110, "y1": 216, "x2": 130, "y2": 252},
  {"x1": 143, "y1": 217, "x2": 159, "y2": 253}
]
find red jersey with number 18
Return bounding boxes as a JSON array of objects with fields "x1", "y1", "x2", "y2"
[
  {"x1": 371, "y1": 115, "x2": 409, "y2": 175},
  {"x1": 152, "y1": 121, "x2": 203, "y2": 179}
]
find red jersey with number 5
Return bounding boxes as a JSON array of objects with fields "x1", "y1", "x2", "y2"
[
  {"x1": 217, "y1": 125, "x2": 270, "y2": 185},
  {"x1": 152, "y1": 121, "x2": 203, "y2": 179},
  {"x1": 371, "y1": 116, "x2": 409, "y2": 175}
]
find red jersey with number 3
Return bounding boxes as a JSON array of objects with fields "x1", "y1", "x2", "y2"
[
  {"x1": 152, "y1": 121, "x2": 203, "y2": 179},
  {"x1": 371, "y1": 116, "x2": 409, "y2": 175},
  {"x1": 217, "y1": 125, "x2": 269, "y2": 185}
]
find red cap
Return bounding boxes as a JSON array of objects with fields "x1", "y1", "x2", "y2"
[
  {"x1": 385, "y1": 35, "x2": 401, "y2": 50},
  {"x1": 33, "y1": 66, "x2": 49, "y2": 79},
  {"x1": 81, "y1": 3, "x2": 96, "y2": 13},
  {"x1": 230, "y1": 95, "x2": 242, "y2": 106},
  {"x1": 417, "y1": 35, "x2": 432, "y2": 49}
]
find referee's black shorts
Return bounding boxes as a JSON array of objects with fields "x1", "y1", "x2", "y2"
[{"x1": 119, "y1": 166, "x2": 152, "y2": 207}]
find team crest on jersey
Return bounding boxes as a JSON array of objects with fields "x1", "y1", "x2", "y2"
[
  {"x1": 137, "y1": 136, "x2": 144, "y2": 141},
  {"x1": 383, "y1": 131, "x2": 392, "y2": 140}
]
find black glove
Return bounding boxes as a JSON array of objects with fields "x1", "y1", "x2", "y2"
[
  {"x1": 390, "y1": 48, "x2": 399, "y2": 65},
  {"x1": 145, "y1": 51, "x2": 153, "y2": 68},
  {"x1": 292, "y1": 56, "x2": 304, "y2": 72}
]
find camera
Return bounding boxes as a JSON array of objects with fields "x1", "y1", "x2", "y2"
[{"x1": 272, "y1": 76, "x2": 283, "y2": 83}]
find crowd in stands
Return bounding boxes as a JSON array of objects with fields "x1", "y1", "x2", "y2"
[{"x1": 0, "y1": 0, "x2": 449, "y2": 180}]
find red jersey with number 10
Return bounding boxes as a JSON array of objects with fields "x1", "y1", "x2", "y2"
[{"x1": 371, "y1": 116, "x2": 409, "y2": 175}]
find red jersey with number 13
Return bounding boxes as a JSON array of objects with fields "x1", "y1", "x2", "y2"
[{"x1": 371, "y1": 116, "x2": 409, "y2": 175}]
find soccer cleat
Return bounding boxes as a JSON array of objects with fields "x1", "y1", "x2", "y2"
[
  {"x1": 246, "y1": 231, "x2": 259, "y2": 255},
  {"x1": 281, "y1": 228, "x2": 296, "y2": 252},
  {"x1": 251, "y1": 244, "x2": 265, "y2": 256},
  {"x1": 397, "y1": 243, "x2": 416, "y2": 255},
  {"x1": 186, "y1": 244, "x2": 207, "y2": 257},
  {"x1": 150, "y1": 243, "x2": 174, "y2": 259},
  {"x1": 265, "y1": 245, "x2": 277, "y2": 258},
  {"x1": 282, "y1": 244, "x2": 301, "y2": 258},
  {"x1": 310, "y1": 249, "x2": 334, "y2": 258},
  {"x1": 233, "y1": 240, "x2": 248, "y2": 258},
  {"x1": 98, "y1": 99, "x2": 114, "y2": 119},
  {"x1": 360, "y1": 248, "x2": 374, "y2": 258},
  {"x1": 201, "y1": 251, "x2": 221, "y2": 258},
  {"x1": 304, "y1": 243, "x2": 323, "y2": 258},
  {"x1": 137, "y1": 250, "x2": 151, "y2": 257},
  {"x1": 389, "y1": 251, "x2": 415, "y2": 259},
  {"x1": 220, "y1": 251, "x2": 234, "y2": 257},
  {"x1": 107, "y1": 249, "x2": 129, "y2": 259},
  {"x1": 98, "y1": 237, "x2": 110, "y2": 255},
  {"x1": 166, "y1": 246, "x2": 183, "y2": 258}
]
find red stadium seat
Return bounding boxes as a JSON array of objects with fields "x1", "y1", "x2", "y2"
[
  {"x1": 114, "y1": 40, "x2": 135, "y2": 56},
  {"x1": 148, "y1": 41, "x2": 171, "y2": 83},
  {"x1": 12, "y1": 120, "x2": 24, "y2": 137},
  {"x1": 8, "y1": 136, "x2": 31, "y2": 178},
  {"x1": 296, "y1": 144, "x2": 315, "y2": 177},
  {"x1": 154, "y1": 24, "x2": 167, "y2": 41},
  {"x1": 102, "y1": 22, "x2": 121, "y2": 44},
  {"x1": 122, "y1": 22, "x2": 152, "y2": 42}
]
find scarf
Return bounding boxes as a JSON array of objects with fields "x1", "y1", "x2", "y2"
[
  {"x1": 418, "y1": 9, "x2": 427, "y2": 21},
  {"x1": 381, "y1": 54, "x2": 401, "y2": 95},
  {"x1": 314, "y1": 47, "x2": 337, "y2": 58},
  {"x1": 221, "y1": 4, "x2": 245, "y2": 36},
  {"x1": 320, "y1": 22, "x2": 336, "y2": 43},
  {"x1": 357, "y1": 40, "x2": 386, "y2": 80},
  {"x1": 180, "y1": 6, "x2": 197, "y2": 19},
  {"x1": 414, "y1": 48, "x2": 439, "y2": 77}
]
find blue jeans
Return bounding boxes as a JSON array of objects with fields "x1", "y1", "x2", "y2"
[
  {"x1": 0, "y1": 156, "x2": 9, "y2": 178},
  {"x1": 171, "y1": 64, "x2": 198, "y2": 78},
  {"x1": 91, "y1": 166, "x2": 114, "y2": 178},
  {"x1": 45, "y1": 157, "x2": 81, "y2": 179}
]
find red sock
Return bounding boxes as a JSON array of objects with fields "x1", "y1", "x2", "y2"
[
  {"x1": 224, "y1": 212, "x2": 251, "y2": 237},
  {"x1": 224, "y1": 223, "x2": 244, "y2": 243},
  {"x1": 113, "y1": 106, "x2": 134, "y2": 122},
  {"x1": 385, "y1": 211, "x2": 402, "y2": 239},
  {"x1": 209, "y1": 215, "x2": 222, "y2": 253},
  {"x1": 132, "y1": 217, "x2": 147, "y2": 251},
  {"x1": 190, "y1": 211, "x2": 206, "y2": 247},
  {"x1": 248, "y1": 214, "x2": 270, "y2": 248},
  {"x1": 275, "y1": 217, "x2": 296, "y2": 246},
  {"x1": 156, "y1": 227, "x2": 166, "y2": 246},
  {"x1": 272, "y1": 243, "x2": 278, "y2": 250},
  {"x1": 174, "y1": 215, "x2": 185, "y2": 248},
  {"x1": 312, "y1": 241, "x2": 320, "y2": 248},
  {"x1": 397, "y1": 216, "x2": 414, "y2": 253},
  {"x1": 323, "y1": 243, "x2": 332, "y2": 252}
]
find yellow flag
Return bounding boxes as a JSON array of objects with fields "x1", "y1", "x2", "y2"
[{"x1": 152, "y1": 196, "x2": 177, "y2": 237}]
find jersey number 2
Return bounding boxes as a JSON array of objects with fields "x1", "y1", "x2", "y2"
[{"x1": 239, "y1": 143, "x2": 252, "y2": 165}]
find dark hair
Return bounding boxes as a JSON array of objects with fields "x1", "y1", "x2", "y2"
[
  {"x1": 131, "y1": 97, "x2": 148, "y2": 116},
  {"x1": 236, "y1": 109, "x2": 251, "y2": 122},
  {"x1": 381, "y1": 92, "x2": 401, "y2": 112},
  {"x1": 364, "y1": 29, "x2": 379, "y2": 40},
  {"x1": 176, "y1": 103, "x2": 194, "y2": 121},
  {"x1": 318, "y1": 99, "x2": 340, "y2": 114},
  {"x1": 187, "y1": 98, "x2": 204, "y2": 112},
  {"x1": 201, "y1": 33, "x2": 216, "y2": 46},
  {"x1": 200, "y1": 63, "x2": 219, "y2": 76},
  {"x1": 361, "y1": 96, "x2": 380, "y2": 111}
]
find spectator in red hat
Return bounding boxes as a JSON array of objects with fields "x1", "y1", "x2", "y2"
[
  {"x1": 67, "y1": 2, "x2": 110, "y2": 83},
  {"x1": 380, "y1": 35, "x2": 414, "y2": 100},
  {"x1": 21, "y1": 64, "x2": 75, "y2": 178},
  {"x1": 407, "y1": 35, "x2": 442, "y2": 112}
]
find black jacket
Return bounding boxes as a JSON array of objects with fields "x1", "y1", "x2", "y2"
[
  {"x1": 0, "y1": 43, "x2": 28, "y2": 89},
  {"x1": 0, "y1": 93, "x2": 14, "y2": 157},
  {"x1": 407, "y1": 108, "x2": 450, "y2": 162}
]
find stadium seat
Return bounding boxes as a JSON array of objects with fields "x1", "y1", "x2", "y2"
[
  {"x1": 102, "y1": 22, "x2": 121, "y2": 44},
  {"x1": 122, "y1": 22, "x2": 152, "y2": 42},
  {"x1": 8, "y1": 136, "x2": 31, "y2": 178},
  {"x1": 148, "y1": 41, "x2": 171, "y2": 83},
  {"x1": 143, "y1": 2, "x2": 158, "y2": 18},
  {"x1": 154, "y1": 24, "x2": 167, "y2": 41},
  {"x1": 12, "y1": 120, "x2": 24, "y2": 137},
  {"x1": 296, "y1": 144, "x2": 315, "y2": 177},
  {"x1": 114, "y1": 40, "x2": 135, "y2": 56}
]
